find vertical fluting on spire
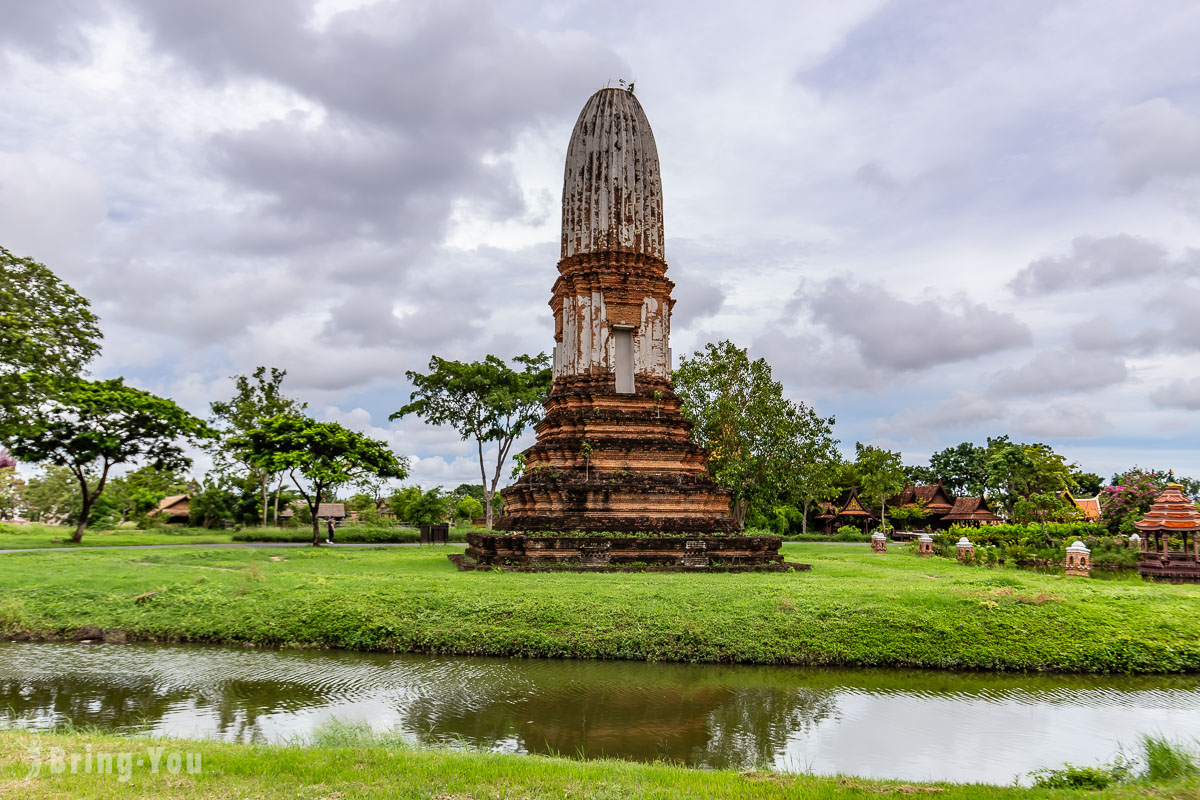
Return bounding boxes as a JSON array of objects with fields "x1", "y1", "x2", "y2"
[{"x1": 561, "y1": 88, "x2": 664, "y2": 261}]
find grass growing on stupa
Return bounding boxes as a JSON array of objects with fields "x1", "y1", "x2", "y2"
[{"x1": 1, "y1": 542, "x2": 1198, "y2": 672}]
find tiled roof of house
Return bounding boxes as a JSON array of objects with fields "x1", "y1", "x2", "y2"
[
  {"x1": 1073, "y1": 496, "x2": 1102, "y2": 521},
  {"x1": 942, "y1": 496, "x2": 1001, "y2": 522},
  {"x1": 316, "y1": 503, "x2": 347, "y2": 518}
]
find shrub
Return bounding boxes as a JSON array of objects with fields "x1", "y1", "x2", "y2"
[{"x1": 1030, "y1": 761, "x2": 1130, "y2": 789}]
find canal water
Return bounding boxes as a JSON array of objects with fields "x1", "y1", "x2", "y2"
[{"x1": 2, "y1": 642, "x2": 1199, "y2": 784}]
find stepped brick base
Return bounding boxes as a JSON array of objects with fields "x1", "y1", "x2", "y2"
[
  {"x1": 498, "y1": 375, "x2": 738, "y2": 534},
  {"x1": 454, "y1": 532, "x2": 807, "y2": 572}
]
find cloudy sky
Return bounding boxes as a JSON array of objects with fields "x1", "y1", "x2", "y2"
[{"x1": 3, "y1": 0, "x2": 1199, "y2": 489}]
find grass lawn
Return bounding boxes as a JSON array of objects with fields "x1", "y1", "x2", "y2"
[
  {"x1": 0, "y1": 523, "x2": 235, "y2": 550},
  {"x1": 3, "y1": 729, "x2": 1197, "y2": 799},
  {"x1": 1, "y1": 542, "x2": 1197, "y2": 671}
]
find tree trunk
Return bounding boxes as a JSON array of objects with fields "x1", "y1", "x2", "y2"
[
  {"x1": 273, "y1": 476, "x2": 283, "y2": 526},
  {"x1": 261, "y1": 475, "x2": 269, "y2": 528},
  {"x1": 881, "y1": 499, "x2": 886, "y2": 535},
  {"x1": 732, "y1": 498, "x2": 747, "y2": 526},
  {"x1": 477, "y1": 437, "x2": 492, "y2": 530},
  {"x1": 72, "y1": 512, "x2": 87, "y2": 543},
  {"x1": 801, "y1": 498, "x2": 810, "y2": 536}
]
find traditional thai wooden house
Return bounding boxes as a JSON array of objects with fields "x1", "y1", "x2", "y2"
[
  {"x1": 816, "y1": 487, "x2": 876, "y2": 533},
  {"x1": 149, "y1": 495, "x2": 190, "y2": 523},
  {"x1": 940, "y1": 496, "x2": 1002, "y2": 527},
  {"x1": 887, "y1": 483, "x2": 957, "y2": 531},
  {"x1": 1133, "y1": 483, "x2": 1200, "y2": 583}
]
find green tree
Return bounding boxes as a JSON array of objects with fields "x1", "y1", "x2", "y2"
[
  {"x1": 209, "y1": 366, "x2": 307, "y2": 527},
  {"x1": 392, "y1": 353, "x2": 550, "y2": 529},
  {"x1": 233, "y1": 414, "x2": 408, "y2": 545},
  {"x1": 853, "y1": 443, "x2": 907, "y2": 533},
  {"x1": 388, "y1": 486, "x2": 423, "y2": 523},
  {"x1": 985, "y1": 436, "x2": 1076, "y2": 517},
  {"x1": 0, "y1": 247, "x2": 102, "y2": 431},
  {"x1": 929, "y1": 442, "x2": 990, "y2": 497},
  {"x1": 675, "y1": 340, "x2": 836, "y2": 526},
  {"x1": 903, "y1": 464, "x2": 938, "y2": 486},
  {"x1": 24, "y1": 465, "x2": 80, "y2": 524},
  {"x1": 454, "y1": 495, "x2": 484, "y2": 524},
  {"x1": 105, "y1": 465, "x2": 188, "y2": 523},
  {"x1": 4, "y1": 378, "x2": 213, "y2": 541},
  {"x1": 1013, "y1": 490, "x2": 1081, "y2": 539},
  {"x1": 409, "y1": 487, "x2": 451, "y2": 527},
  {"x1": 1072, "y1": 471, "x2": 1105, "y2": 496},
  {"x1": 781, "y1": 412, "x2": 842, "y2": 536},
  {"x1": 188, "y1": 477, "x2": 239, "y2": 529}
]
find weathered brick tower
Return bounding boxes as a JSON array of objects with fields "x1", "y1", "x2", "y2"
[{"x1": 497, "y1": 88, "x2": 738, "y2": 534}]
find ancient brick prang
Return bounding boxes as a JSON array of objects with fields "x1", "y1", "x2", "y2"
[{"x1": 498, "y1": 88, "x2": 737, "y2": 535}]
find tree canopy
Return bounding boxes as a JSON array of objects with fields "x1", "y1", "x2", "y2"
[
  {"x1": 853, "y1": 443, "x2": 907, "y2": 532},
  {"x1": 0, "y1": 247, "x2": 102, "y2": 430},
  {"x1": 233, "y1": 414, "x2": 408, "y2": 545},
  {"x1": 929, "y1": 442, "x2": 990, "y2": 497},
  {"x1": 392, "y1": 353, "x2": 550, "y2": 528},
  {"x1": 674, "y1": 340, "x2": 839, "y2": 526},
  {"x1": 4, "y1": 378, "x2": 213, "y2": 541},
  {"x1": 210, "y1": 366, "x2": 307, "y2": 526}
]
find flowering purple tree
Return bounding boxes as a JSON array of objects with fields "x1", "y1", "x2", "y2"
[
  {"x1": 1099, "y1": 470, "x2": 1164, "y2": 536},
  {"x1": 0, "y1": 449, "x2": 14, "y2": 470}
]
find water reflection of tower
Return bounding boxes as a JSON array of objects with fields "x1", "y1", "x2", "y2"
[{"x1": 498, "y1": 88, "x2": 737, "y2": 534}]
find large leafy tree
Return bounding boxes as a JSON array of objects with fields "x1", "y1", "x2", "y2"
[
  {"x1": 984, "y1": 436, "x2": 1076, "y2": 517},
  {"x1": 392, "y1": 354, "x2": 550, "y2": 529},
  {"x1": 929, "y1": 442, "x2": 990, "y2": 497},
  {"x1": 233, "y1": 414, "x2": 408, "y2": 545},
  {"x1": 5, "y1": 378, "x2": 213, "y2": 542},
  {"x1": 853, "y1": 443, "x2": 907, "y2": 532},
  {"x1": 0, "y1": 247, "x2": 102, "y2": 432},
  {"x1": 674, "y1": 340, "x2": 837, "y2": 526},
  {"x1": 210, "y1": 366, "x2": 307, "y2": 527}
]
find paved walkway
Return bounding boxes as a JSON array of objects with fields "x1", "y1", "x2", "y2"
[{"x1": 0, "y1": 542, "x2": 467, "y2": 554}]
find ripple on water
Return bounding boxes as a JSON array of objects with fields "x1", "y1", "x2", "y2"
[{"x1": 1, "y1": 641, "x2": 1198, "y2": 784}]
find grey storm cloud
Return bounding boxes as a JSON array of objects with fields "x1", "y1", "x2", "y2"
[
  {"x1": 1103, "y1": 98, "x2": 1200, "y2": 191},
  {"x1": 1008, "y1": 235, "x2": 1195, "y2": 297},
  {"x1": 1151, "y1": 378, "x2": 1200, "y2": 410},
  {"x1": 121, "y1": 0, "x2": 624, "y2": 252},
  {"x1": 990, "y1": 349, "x2": 1128, "y2": 396},
  {"x1": 0, "y1": 0, "x2": 105, "y2": 65},
  {"x1": 798, "y1": 278, "x2": 1032, "y2": 372}
]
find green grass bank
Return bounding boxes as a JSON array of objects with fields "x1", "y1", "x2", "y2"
[
  {"x1": 3, "y1": 729, "x2": 1197, "y2": 800},
  {"x1": 1, "y1": 543, "x2": 1198, "y2": 672}
]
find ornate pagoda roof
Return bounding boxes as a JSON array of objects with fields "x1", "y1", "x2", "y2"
[
  {"x1": 562, "y1": 88, "x2": 664, "y2": 261},
  {"x1": 1134, "y1": 484, "x2": 1200, "y2": 533},
  {"x1": 816, "y1": 487, "x2": 875, "y2": 519}
]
